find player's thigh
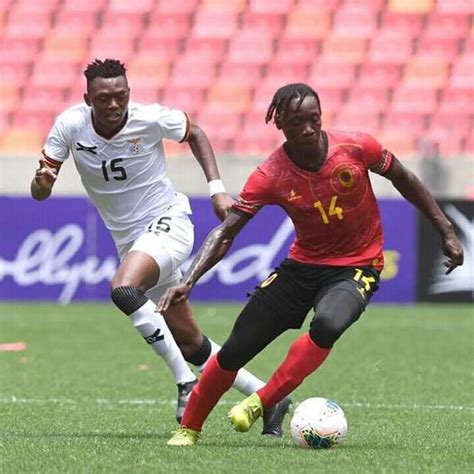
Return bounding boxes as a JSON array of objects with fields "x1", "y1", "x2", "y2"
[
  {"x1": 310, "y1": 267, "x2": 379, "y2": 347},
  {"x1": 219, "y1": 294, "x2": 291, "y2": 371},
  {"x1": 115, "y1": 213, "x2": 194, "y2": 291}
]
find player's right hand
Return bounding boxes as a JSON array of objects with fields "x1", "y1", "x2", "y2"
[
  {"x1": 34, "y1": 158, "x2": 57, "y2": 189},
  {"x1": 156, "y1": 283, "x2": 192, "y2": 313}
]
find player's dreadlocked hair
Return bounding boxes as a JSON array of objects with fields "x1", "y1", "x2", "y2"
[
  {"x1": 84, "y1": 59, "x2": 127, "y2": 87},
  {"x1": 265, "y1": 83, "x2": 321, "y2": 124}
]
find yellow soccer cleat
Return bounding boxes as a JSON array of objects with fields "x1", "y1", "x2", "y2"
[
  {"x1": 228, "y1": 393, "x2": 263, "y2": 432},
  {"x1": 167, "y1": 428, "x2": 201, "y2": 446}
]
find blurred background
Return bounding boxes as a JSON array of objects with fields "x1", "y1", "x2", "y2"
[{"x1": 0, "y1": 0, "x2": 472, "y2": 304}]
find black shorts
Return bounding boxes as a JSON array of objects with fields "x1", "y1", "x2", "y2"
[{"x1": 249, "y1": 259, "x2": 380, "y2": 330}]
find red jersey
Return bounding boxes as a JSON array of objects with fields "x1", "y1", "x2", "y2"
[{"x1": 232, "y1": 130, "x2": 394, "y2": 272}]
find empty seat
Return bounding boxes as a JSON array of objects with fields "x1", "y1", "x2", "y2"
[
  {"x1": 29, "y1": 60, "x2": 79, "y2": 89},
  {"x1": 0, "y1": 129, "x2": 44, "y2": 154},
  {"x1": 388, "y1": 0, "x2": 434, "y2": 13},
  {"x1": 88, "y1": 35, "x2": 136, "y2": 63},
  {"x1": 321, "y1": 36, "x2": 367, "y2": 64},
  {"x1": 0, "y1": 83, "x2": 21, "y2": 112},
  {"x1": 377, "y1": 130, "x2": 416, "y2": 156},
  {"x1": 139, "y1": 37, "x2": 183, "y2": 61},
  {"x1": 369, "y1": 36, "x2": 414, "y2": 64},
  {"x1": 332, "y1": 6, "x2": 379, "y2": 38},
  {"x1": 435, "y1": 0, "x2": 473, "y2": 14},
  {"x1": 379, "y1": 12, "x2": 424, "y2": 39},
  {"x1": 156, "y1": 0, "x2": 200, "y2": 13},
  {"x1": 415, "y1": 36, "x2": 461, "y2": 61},
  {"x1": 227, "y1": 34, "x2": 274, "y2": 65},
  {"x1": 11, "y1": 108, "x2": 56, "y2": 135},
  {"x1": 285, "y1": 7, "x2": 332, "y2": 39},
  {"x1": 402, "y1": 59, "x2": 449, "y2": 89},
  {"x1": 383, "y1": 111, "x2": 426, "y2": 135},
  {"x1": 126, "y1": 57, "x2": 170, "y2": 89},
  {"x1": 0, "y1": 61, "x2": 30, "y2": 87},
  {"x1": 248, "y1": 0, "x2": 295, "y2": 14},
  {"x1": 130, "y1": 86, "x2": 160, "y2": 104},
  {"x1": 274, "y1": 37, "x2": 320, "y2": 66},
  {"x1": 192, "y1": 11, "x2": 238, "y2": 39},
  {"x1": 266, "y1": 62, "x2": 308, "y2": 85},
  {"x1": 4, "y1": 10, "x2": 52, "y2": 39},
  {"x1": 206, "y1": 82, "x2": 252, "y2": 113},
  {"x1": 357, "y1": 62, "x2": 402, "y2": 89},
  {"x1": 343, "y1": 88, "x2": 390, "y2": 115},
  {"x1": 146, "y1": 12, "x2": 192, "y2": 40},
  {"x1": 181, "y1": 37, "x2": 228, "y2": 64},
  {"x1": 219, "y1": 62, "x2": 264, "y2": 87},
  {"x1": 108, "y1": 0, "x2": 155, "y2": 14},
  {"x1": 169, "y1": 61, "x2": 218, "y2": 89},
  {"x1": 160, "y1": 86, "x2": 206, "y2": 116},
  {"x1": 391, "y1": 88, "x2": 438, "y2": 114},
  {"x1": 42, "y1": 33, "x2": 88, "y2": 62},
  {"x1": 201, "y1": 0, "x2": 247, "y2": 12},
  {"x1": 62, "y1": 0, "x2": 107, "y2": 13},
  {"x1": 308, "y1": 62, "x2": 357, "y2": 90},
  {"x1": 429, "y1": 113, "x2": 471, "y2": 138},
  {"x1": 439, "y1": 88, "x2": 473, "y2": 115},
  {"x1": 316, "y1": 88, "x2": 345, "y2": 116},
  {"x1": 22, "y1": 84, "x2": 69, "y2": 112},
  {"x1": 450, "y1": 56, "x2": 474, "y2": 89},
  {"x1": 240, "y1": 11, "x2": 285, "y2": 37},
  {"x1": 424, "y1": 12, "x2": 470, "y2": 39},
  {"x1": 195, "y1": 110, "x2": 241, "y2": 142},
  {"x1": 13, "y1": 0, "x2": 59, "y2": 13},
  {"x1": 99, "y1": 12, "x2": 145, "y2": 37},
  {"x1": 333, "y1": 111, "x2": 381, "y2": 136},
  {"x1": 53, "y1": 10, "x2": 99, "y2": 36}
]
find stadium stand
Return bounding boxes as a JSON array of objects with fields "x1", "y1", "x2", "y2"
[{"x1": 0, "y1": 0, "x2": 472, "y2": 158}]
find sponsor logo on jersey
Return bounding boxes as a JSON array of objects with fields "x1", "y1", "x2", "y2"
[
  {"x1": 75, "y1": 142, "x2": 98, "y2": 154},
  {"x1": 288, "y1": 189, "x2": 302, "y2": 201},
  {"x1": 127, "y1": 137, "x2": 142, "y2": 154}
]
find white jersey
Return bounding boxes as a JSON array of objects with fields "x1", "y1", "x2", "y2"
[{"x1": 43, "y1": 102, "x2": 192, "y2": 245}]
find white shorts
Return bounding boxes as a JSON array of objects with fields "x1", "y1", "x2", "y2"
[{"x1": 116, "y1": 212, "x2": 194, "y2": 302}]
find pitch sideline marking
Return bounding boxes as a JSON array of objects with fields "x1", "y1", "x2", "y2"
[{"x1": 1, "y1": 396, "x2": 472, "y2": 412}]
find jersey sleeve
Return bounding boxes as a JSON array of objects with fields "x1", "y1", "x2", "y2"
[
  {"x1": 154, "y1": 104, "x2": 190, "y2": 143},
  {"x1": 360, "y1": 133, "x2": 394, "y2": 175},
  {"x1": 43, "y1": 115, "x2": 71, "y2": 165},
  {"x1": 232, "y1": 167, "x2": 273, "y2": 217}
]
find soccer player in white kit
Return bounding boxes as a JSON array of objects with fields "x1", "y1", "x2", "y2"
[{"x1": 30, "y1": 59, "x2": 290, "y2": 434}]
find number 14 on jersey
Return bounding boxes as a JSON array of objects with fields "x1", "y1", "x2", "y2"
[{"x1": 313, "y1": 196, "x2": 343, "y2": 224}]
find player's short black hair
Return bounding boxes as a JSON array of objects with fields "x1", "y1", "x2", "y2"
[
  {"x1": 265, "y1": 83, "x2": 321, "y2": 124},
  {"x1": 84, "y1": 59, "x2": 127, "y2": 87}
]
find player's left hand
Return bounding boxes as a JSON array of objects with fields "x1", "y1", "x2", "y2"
[
  {"x1": 156, "y1": 283, "x2": 192, "y2": 313},
  {"x1": 441, "y1": 230, "x2": 464, "y2": 274},
  {"x1": 211, "y1": 192, "x2": 234, "y2": 221}
]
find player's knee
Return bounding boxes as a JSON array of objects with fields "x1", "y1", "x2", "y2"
[
  {"x1": 309, "y1": 310, "x2": 344, "y2": 349},
  {"x1": 217, "y1": 338, "x2": 247, "y2": 371},
  {"x1": 111, "y1": 286, "x2": 148, "y2": 316}
]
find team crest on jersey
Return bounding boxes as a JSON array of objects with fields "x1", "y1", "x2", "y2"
[
  {"x1": 330, "y1": 163, "x2": 362, "y2": 194},
  {"x1": 288, "y1": 189, "x2": 302, "y2": 201},
  {"x1": 127, "y1": 137, "x2": 142, "y2": 154}
]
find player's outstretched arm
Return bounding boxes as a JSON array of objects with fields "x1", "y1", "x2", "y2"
[
  {"x1": 384, "y1": 156, "x2": 464, "y2": 274},
  {"x1": 186, "y1": 123, "x2": 234, "y2": 221},
  {"x1": 30, "y1": 158, "x2": 59, "y2": 200},
  {"x1": 157, "y1": 211, "x2": 250, "y2": 311}
]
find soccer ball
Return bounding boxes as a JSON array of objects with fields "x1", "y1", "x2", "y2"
[{"x1": 290, "y1": 397, "x2": 348, "y2": 449}]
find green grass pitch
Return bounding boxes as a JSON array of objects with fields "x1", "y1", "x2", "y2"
[{"x1": 1, "y1": 302, "x2": 473, "y2": 473}]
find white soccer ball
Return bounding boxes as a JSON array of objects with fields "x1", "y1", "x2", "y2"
[{"x1": 290, "y1": 397, "x2": 348, "y2": 449}]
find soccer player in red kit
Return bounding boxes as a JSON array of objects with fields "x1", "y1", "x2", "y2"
[{"x1": 159, "y1": 83, "x2": 464, "y2": 446}]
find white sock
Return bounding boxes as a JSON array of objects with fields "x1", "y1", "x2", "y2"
[
  {"x1": 196, "y1": 339, "x2": 265, "y2": 395},
  {"x1": 129, "y1": 300, "x2": 196, "y2": 385}
]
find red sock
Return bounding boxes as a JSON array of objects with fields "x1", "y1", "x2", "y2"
[
  {"x1": 257, "y1": 333, "x2": 331, "y2": 408},
  {"x1": 181, "y1": 354, "x2": 237, "y2": 432}
]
